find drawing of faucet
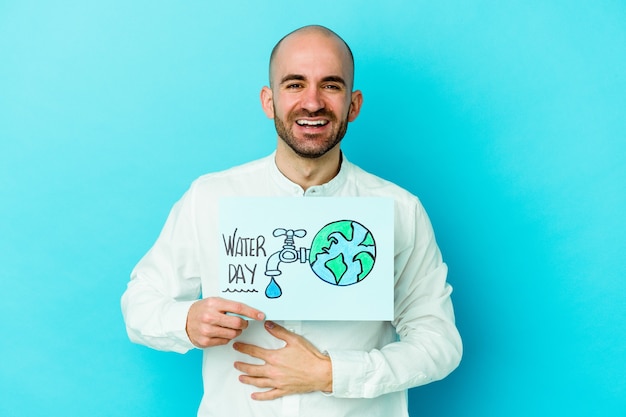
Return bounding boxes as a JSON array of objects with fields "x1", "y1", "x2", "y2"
[
  {"x1": 264, "y1": 228, "x2": 309, "y2": 298},
  {"x1": 265, "y1": 228, "x2": 309, "y2": 276}
]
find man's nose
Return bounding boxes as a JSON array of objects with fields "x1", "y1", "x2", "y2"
[{"x1": 300, "y1": 86, "x2": 324, "y2": 112}]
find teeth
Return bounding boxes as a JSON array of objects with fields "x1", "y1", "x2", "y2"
[{"x1": 296, "y1": 119, "x2": 328, "y2": 126}]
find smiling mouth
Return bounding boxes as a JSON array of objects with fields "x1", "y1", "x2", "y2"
[{"x1": 296, "y1": 119, "x2": 329, "y2": 127}]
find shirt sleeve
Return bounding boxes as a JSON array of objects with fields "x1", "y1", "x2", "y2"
[
  {"x1": 327, "y1": 198, "x2": 462, "y2": 398},
  {"x1": 120, "y1": 187, "x2": 201, "y2": 353}
]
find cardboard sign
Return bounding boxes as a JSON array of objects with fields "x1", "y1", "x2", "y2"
[{"x1": 219, "y1": 197, "x2": 394, "y2": 321}]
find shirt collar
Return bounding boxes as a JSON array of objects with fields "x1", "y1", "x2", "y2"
[{"x1": 268, "y1": 151, "x2": 349, "y2": 196}]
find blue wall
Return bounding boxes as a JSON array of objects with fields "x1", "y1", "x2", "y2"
[{"x1": 1, "y1": 1, "x2": 624, "y2": 416}]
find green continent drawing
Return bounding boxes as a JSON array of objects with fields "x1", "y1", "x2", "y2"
[{"x1": 309, "y1": 220, "x2": 376, "y2": 286}]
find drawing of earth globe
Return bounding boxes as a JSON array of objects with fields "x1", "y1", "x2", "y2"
[{"x1": 309, "y1": 220, "x2": 376, "y2": 286}]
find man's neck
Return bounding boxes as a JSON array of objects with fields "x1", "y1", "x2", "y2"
[{"x1": 274, "y1": 141, "x2": 342, "y2": 191}]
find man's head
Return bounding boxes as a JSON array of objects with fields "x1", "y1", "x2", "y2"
[
  {"x1": 261, "y1": 25, "x2": 362, "y2": 159},
  {"x1": 268, "y1": 25, "x2": 355, "y2": 90}
]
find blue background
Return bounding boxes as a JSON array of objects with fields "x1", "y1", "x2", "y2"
[{"x1": 1, "y1": 1, "x2": 624, "y2": 416}]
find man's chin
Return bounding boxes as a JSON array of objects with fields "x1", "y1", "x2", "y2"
[
  {"x1": 292, "y1": 142, "x2": 343, "y2": 159},
  {"x1": 277, "y1": 129, "x2": 344, "y2": 159}
]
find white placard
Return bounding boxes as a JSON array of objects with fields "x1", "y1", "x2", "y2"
[{"x1": 219, "y1": 197, "x2": 394, "y2": 321}]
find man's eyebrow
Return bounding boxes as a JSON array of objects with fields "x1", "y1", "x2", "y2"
[
  {"x1": 321, "y1": 75, "x2": 347, "y2": 86},
  {"x1": 280, "y1": 74, "x2": 306, "y2": 84}
]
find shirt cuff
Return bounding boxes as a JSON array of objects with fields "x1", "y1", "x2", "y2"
[
  {"x1": 326, "y1": 349, "x2": 368, "y2": 398},
  {"x1": 162, "y1": 300, "x2": 197, "y2": 352}
]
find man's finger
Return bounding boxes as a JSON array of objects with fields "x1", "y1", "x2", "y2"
[
  {"x1": 233, "y1": 361, "x2": 265, "y2": 377},
  {"x1": 251, "y1": 388, "x2": 285, "y2": 401},
  {"x1": 218, "y1": 314, "x2": 251, "y2": 332},
  {"x1": 263, "y1": 321, "x2": 296, "y2": 341},
  {"x1": 238, "y1": 373, "x2": 273, "y2": 388},
  {"x1": 220, "y1": 299, "x2": 265, "y2": 321},
  {"x1": 233, "y1": 341, "x2": 268, "y2": 360}
]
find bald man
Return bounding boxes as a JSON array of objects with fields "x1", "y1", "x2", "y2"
[{"x1": 122, "y1": 25, "x2": 462, "y2": 417}]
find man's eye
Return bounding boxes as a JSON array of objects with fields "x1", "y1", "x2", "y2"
[
  {"x1": 323, "y1": 84, "x2": 341, "y2": 90},
  {"x1": 286, "y1": 83, "x2": 303, "y2": 89}
]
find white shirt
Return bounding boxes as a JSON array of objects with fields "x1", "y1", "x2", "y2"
[{"x1": 121, "y1": 153, "x2": 462, "y2": 417}]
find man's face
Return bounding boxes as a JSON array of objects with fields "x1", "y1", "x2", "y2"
[{"x1": 262, "y1": 31, "x2": 362, "y2": 159}]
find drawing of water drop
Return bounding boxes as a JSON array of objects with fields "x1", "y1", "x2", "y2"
[{"x1": 265, "y1": 278, "x2": 282, "y2": 298}]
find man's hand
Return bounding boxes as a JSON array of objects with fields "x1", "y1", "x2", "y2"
[
  {"x1": 186, "y1": 297, "x2": 265, "y2": 348},
  {"x1": 233, "y1": 321, "x2": 332, "y2": 401}
]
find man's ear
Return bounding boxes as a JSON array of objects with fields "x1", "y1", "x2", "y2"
[
  {"x1": 348, "y1": 90, "x2": 363, "y2": 122},
  {"x1": 260, "y1": 86, "x2": 275, "y2": 119}
]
